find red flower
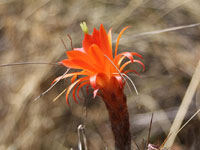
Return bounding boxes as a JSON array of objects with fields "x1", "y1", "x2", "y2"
[{"x1": 53, "y1": 24, "x2": 145, "y2": 104}]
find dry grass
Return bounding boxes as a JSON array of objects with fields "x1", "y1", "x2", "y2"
[{"x1": 0, "y1": 0, "x2": 200, "y2": 150}]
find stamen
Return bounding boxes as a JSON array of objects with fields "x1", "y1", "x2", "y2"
[
  {"x1": 104, "y1": 55, "x2": 134, "y2": 95},
  {"x1": 53, "y1": 88, "x2": 67, "y2": 102},
  {"x1": 113, "y1": 72, "x2": 139, "y2": 95},
  {"x1": 121, "y1": 73, "x2": 138, "y2": 95},
  {"x1": 104, "y1": 55, "x2": 122, "y2": 76},
  {"x1": 33, "y1": 68, "x2": 70, "y2": 101}
]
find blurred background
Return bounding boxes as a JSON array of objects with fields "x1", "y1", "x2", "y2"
[{"x1": 0, "y1": 0, "x2": 200, "y2": 149}]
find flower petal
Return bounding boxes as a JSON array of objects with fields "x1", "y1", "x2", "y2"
[
  {"x1": 133, "y1": 60, "x2": 145, "y2": 71},
  {"x1": 107, "y1": 28, "x2": 112, "y2": 48},
  {"x1": 66, "y1": 79, "x2": 81, "y2": 105},
  {"x1": 92, "y1": 28, "x2": 100, "y2": 46},
  {"x1": 93, "y1": 89, "x2": 99, "y2": 98},
  {"x1": 114, "y1": 26, "x2": 130, "y2": 57},
  {"x1": 74, "y1": 48, "x2": 85, "y2": 53},
  {"x1": 72, "y1": 77, "x2": 89, "y2": 103},
  {"x1": 90, "y1": 73, "x2": 109, "y2": 89},
  {"x1": 61, "y1": 59, "x2": 79, "y2": 68},
  {"x1": 77, "y1": 81, "x2": 90, "y2": 100},
  {"x1": 67, "y1": 50, "x2": 89, "y2": 60},
  {"x1": 82, "y1": 34, "x2": 93, "y2": 52},
  {"x1": 82, "y1": 28, "x2": 101, "y2": 53},
  {"x1": 86, "y1": 84, "x2": 90, "y2": 95},
  {"x1": 131, "y1": 52, "x2": 143, "y2": 59},
  {"x1": 118, "y1": 52, "x2": 134, "y2": 62},
  {"x1": 52, "y1": 71, "x2": 88, "y2": 84},
  {"x1": 68, "y1": 46, "x2": 106, "y2": 71},
  {"x1": 114, "y1": 52, "x2": 143, "y2": 66},
  {"x1": 72, "y1": 86, "x2": 79, "y2": 104},
  {"x1": 71, "y1": 74, "x2": 77, "y2": 83},
  {"x1": 70, "y1": 59, "x2": 97, "y2": 72},
  {"x1": 114, "y1": 75, "x2": 124, "y2": 88},
  {"x1": 99, "y1": 24, "x2": 113, "y2": 59},
  {"x1": 116, "y1": 56, "x2": 125, "y2": 67},
  {"x1": 120, "y1": 60, "x2": 145, "y2": 72},
  {"x1": 88, "y1": 44, "x2": 105, "y2": 67},
  {"x1": 123, "y1": 70, "x2": 140, "y2": 76},
  {"x1": 90, "y1": 74, "x2": 97, "y2": 89},
  {"x1": 108, "y1": 76, "x2": 122, "y2": 92}
]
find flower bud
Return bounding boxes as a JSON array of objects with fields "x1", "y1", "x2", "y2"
[{"x1": 80, "y1": 22, "x2": 88, "y2": 33}]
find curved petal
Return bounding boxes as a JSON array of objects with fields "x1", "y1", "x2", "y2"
[
  {"x1": 72, "y1": 85, "x2": 79, "y2": 104},
  {"x1": 52, "y1": 73, "x2": 73, "y2": 84},
  {"x1": 90, "y1": 73, "x2": 109, "y2": 89},
  {"x1": 131, "y1": 52, "x2": 143, "y2": 59},
  {"x1": 77, "y1": 81, "x2": 90, "y2": 100},
  {"x1": 65, "y1": 79, "x2": 81, "y2": 105},
  {"x1": 114, "y1": 26, "x2": 130, "y2": 57},
  {"x1": 114, "y1": 52, "x2": 143, "y2": 65},
  {"x1": 117, "y1": 52, "x2": 134, "y2": 62},
  {"x1": 108, "y1": 76, "x2": 122, "y2": 92},
  {"x1": 86, "y1": 84, "x2": 90, "y2": 95},
  {"x1": 120, "y1": 61, "x2": 131, "y2": 72},
  {"x1": 123, "y1": 70, "x2": 140, "y2": 76},
  {"x1": 133, "y1": 60, "x2": 145, "y2": 71},
  {"x1": 116, "y1": 56, "x2": 125, "y2": 67},
  {"x1": 71, "y1": 74, "x2": 77, "y2": 83},
  {"x1": 107, "y1": 28, "x2": 112, "y2": 48},
  {"x1": 120, "y1": 60, "x2": 145, "y2": 72},
  {"x1": 93, "y1": 89, "x2": 99, "y2": 98},
  {"x1": 96, "y1": 73, "x2": 110, "y2": 88},
  {"x1": 52, "y1": 71, "x2": 88, "y2": 84},
  {"x1": 72, "y1": 77, "x2": 89, "y2": 103},
  {"x1": 114, "y1": 75, "x2": 124, "y2": 88},
  {"x1": 90, "y1": 74, "x2": 97, "y2": 89}
]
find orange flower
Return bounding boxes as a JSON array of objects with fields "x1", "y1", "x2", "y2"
[{"x1": 53, "y1": 23, "x2": 145, "y2": 104}]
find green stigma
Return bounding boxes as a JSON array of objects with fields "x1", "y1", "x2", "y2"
[{"x1": 80, "y1": 22, "x2": 88, "y2": 33}]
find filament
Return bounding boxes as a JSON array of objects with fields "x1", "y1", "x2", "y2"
[
  {"x1": 33, "y1": 68, "x2": 70, "y2": 101},
  {"x1": 53, "y1": 88, "x2": 67, "y2": 102},
  {"x1": 104, "y1": 55, "x2": 134, "y2": 95}
]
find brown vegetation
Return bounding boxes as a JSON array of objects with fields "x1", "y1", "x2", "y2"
[{"x1": 0, "y1": 0, "x2": 200, "y2": 149}]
